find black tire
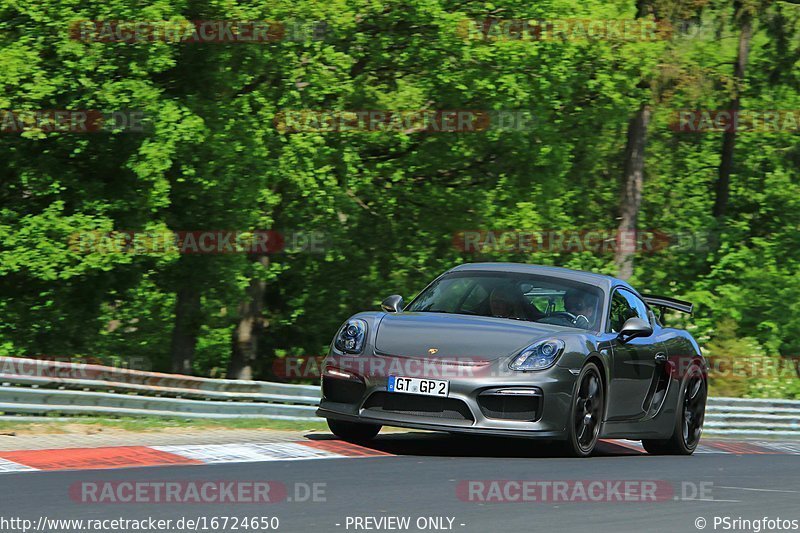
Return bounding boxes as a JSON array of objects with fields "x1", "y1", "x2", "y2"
[
  {"x1": 564, "y1": 362, "x2": 604, "y2": 457},
  {"x1": 326, "y1": 419, "x2": 381, "y2": 442},
  {"x1": 642, "y1": 363, "x2": 706, "y2": 456},
  {"x1": 640, "y1": 439, "x2": 667, "y2": 455}
]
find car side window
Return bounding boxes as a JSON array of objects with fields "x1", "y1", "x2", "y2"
[
  {"x1": 609, "y1": 291, "x2": 633, "y2": 333},
  {"x1": 608, "y1": 289, "x2": 651, "y2": 333},
  {"x1": 626, "y1": 292, "x2": 650, "y2": 327}
]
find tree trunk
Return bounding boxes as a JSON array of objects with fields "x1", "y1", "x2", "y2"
[
  {"x1": 712, "y1": 14, "x2": 752, "y2": 219},
  {"x1": 614, "y1": 104, "x2": 651, "y2": 281},
  {"x1": 170, "y1": 285, "x2": 202, "y2": 374},
  {"x1": 227, "y1": 255, "x2": 269, "y2": 380}
]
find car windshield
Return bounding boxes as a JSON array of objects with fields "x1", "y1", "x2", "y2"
[{"x1": 406, "y1": 271, "x2": 604, "y2": 331}]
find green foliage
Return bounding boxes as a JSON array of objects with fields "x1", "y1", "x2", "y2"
[
  {"x1": 705, "y1": 319, "x2": 800, "y2": 399},
  {"x1": 1, "y1": 0, "x2": 798, "y2": 397}
]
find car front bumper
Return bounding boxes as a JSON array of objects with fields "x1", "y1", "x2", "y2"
[{"x1": 316, "y1": 353, "x2": 578, "y2": 439}]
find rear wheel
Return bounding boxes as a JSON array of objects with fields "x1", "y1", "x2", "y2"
[
  {"x1": 643, "y1": 364, "x2": 706, "y2": 455},
  {"x1": 564, "y1": 362, "x2": 604, "y2": 457},
  {"x1": 326, "y1": 419, "x2": 381, "y2": 442}
]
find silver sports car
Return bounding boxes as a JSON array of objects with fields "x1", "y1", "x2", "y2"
[{"x1": 316, "y1": 263, "x2": 707, "y2": 457}]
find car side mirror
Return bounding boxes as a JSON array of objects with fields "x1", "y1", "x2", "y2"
[
  {"x1": 381, "y1": 294, "x2": 404, "y2": 313},
  {"x1": 618, "y1": 317, "x2": 653, "y2": 343}
]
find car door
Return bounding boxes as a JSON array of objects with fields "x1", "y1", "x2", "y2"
[{"x1": 606, "y1": 288, "x2": 664, "y2": 421}]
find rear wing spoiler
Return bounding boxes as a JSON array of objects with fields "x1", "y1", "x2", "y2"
[{"x1": 641, "y1": 295, "x2": 693, "y2": 315}]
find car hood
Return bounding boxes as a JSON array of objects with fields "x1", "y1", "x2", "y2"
[{"x1": 374, "y1": 312, "x2": 564, "y2": 360}]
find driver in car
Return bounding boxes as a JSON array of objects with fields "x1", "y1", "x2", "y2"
[
  {"x1": 489, "y1": 286, "x2": 521, "y2": 319},
  {"x1": 489, "y1": 284, "x2": 544, "y2": 321},
  {"x1": 564, "y1": 289, "x2": 598, "y2": 329}
]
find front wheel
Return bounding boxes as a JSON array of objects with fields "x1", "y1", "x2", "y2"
[
  {"x1": 643, "y1": 364, "x2": 706, "y2": 455},
  {"x1": 564, "y1": 362, "x2": 604, "y2": 457},
  {"x1": 326, "y1": 419, "x2": 381, "y2": 442}
]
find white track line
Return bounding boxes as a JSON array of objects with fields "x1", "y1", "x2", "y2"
[{"x1": 716, "y1": 486, "x2": 800, "y2": 494}]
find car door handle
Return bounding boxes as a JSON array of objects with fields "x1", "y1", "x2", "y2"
[{"x1": 654, "y1": 352, "x2": 667, "y2": 364}]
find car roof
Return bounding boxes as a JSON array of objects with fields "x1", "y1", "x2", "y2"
[{"x1": 447, "y1": 262, "x2": 633, "y2": 294}]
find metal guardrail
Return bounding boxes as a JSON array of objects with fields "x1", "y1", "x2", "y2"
[
  {"x1": 703, "y1": 397, "x2": 800, "y2": 437},
  {"x1": 0, "y1": 357, "x2": 799, "y2": 435},
  {"x1": 0, "y1": 357, "x2": 321, "y2": 421}
]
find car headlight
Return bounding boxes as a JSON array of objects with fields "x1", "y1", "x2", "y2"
[
  {"x1": 334, "y1": 319, "x2": 368, "y2": 354},
  {"x1": 509, "y1": 339, "x2": 565, "y2": 371}
]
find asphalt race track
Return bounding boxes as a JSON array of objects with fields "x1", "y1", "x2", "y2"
[{"x1": 1, "y1": 432, "x2": 799, "y2": 533}]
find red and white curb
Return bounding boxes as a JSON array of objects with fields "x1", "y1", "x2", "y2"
[
  {"x1": 0, "y1": 439, "x2": 390, "y2": 473},
  {"x1": 599, "y1": 439, "x2": 800, "y2": 455},
  {"x1": 152, "y1": 440, "x2": 391, "y2": 464},
  {"x1": 0, "y1": 438, "x2": 796, "y2": 474}
]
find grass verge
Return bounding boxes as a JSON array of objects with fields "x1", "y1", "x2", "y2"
[{"x1": 0, "y1": 416, "x2": 328, "y2": 435}]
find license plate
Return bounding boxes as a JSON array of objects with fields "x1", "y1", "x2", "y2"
[{"x1": 387, "y1": 376, "x2": 449, "y2": 397}]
